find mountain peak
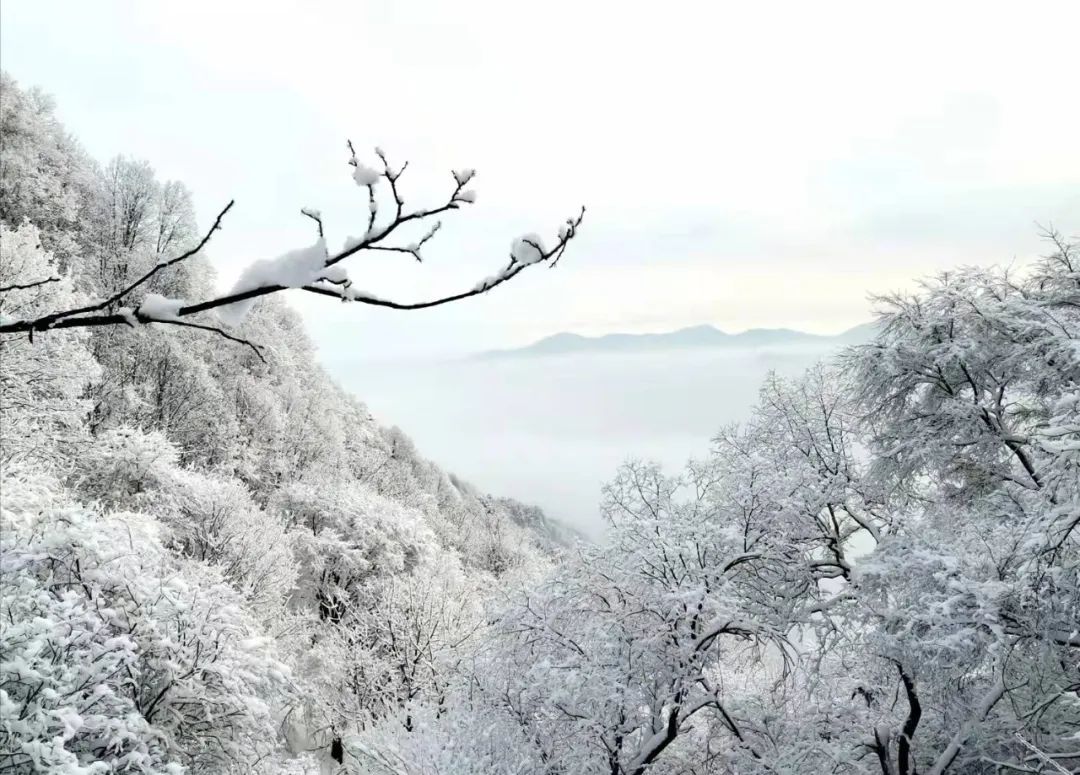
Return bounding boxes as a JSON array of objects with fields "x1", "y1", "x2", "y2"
[{"x1": 476, "y1": 323, "x2": 874, "y2": 359}]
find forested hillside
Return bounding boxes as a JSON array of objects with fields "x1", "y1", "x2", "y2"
[
  {"x1": 0, "y1": 73, "x2": 575, "y2": 773},
  {"x1": 2, "y1": 72, "x2": 1078, "y2": 775}
]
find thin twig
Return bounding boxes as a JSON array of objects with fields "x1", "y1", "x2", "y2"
[
  {"x1": 141, "y1": 317, "x2": 266, "y2": 362},
  {"x1": 300, "y1": 208, "x2": 324, "y2": 239}
]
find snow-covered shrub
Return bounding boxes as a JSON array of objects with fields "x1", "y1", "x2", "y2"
[
  {"x1": 154, "y1": 467, "x2": 298, "y2": 620},
  {"x1": 299, "y1": 553, "x2": 485, "y2": 735},
  {"x1": 275, "y1": 480, "x2": 436, "y2": 623},
  {"x1": 71, "y1": 426, "x2": 179, "y2": 509},
  {"x1": 1, "y1": 467, "x2": 293, "y2": 773}
]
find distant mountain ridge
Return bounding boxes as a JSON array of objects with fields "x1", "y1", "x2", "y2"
[{"x1": 476, "y1": 322, "x2": 876, "y2": 359}]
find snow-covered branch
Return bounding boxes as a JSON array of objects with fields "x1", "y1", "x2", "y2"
[
  {"x1": 925, "y1": 672, "x2": 1007, "y2": 775},
  {"x1": 0, "y1": 146, "x2": 585, "y2": 351}
]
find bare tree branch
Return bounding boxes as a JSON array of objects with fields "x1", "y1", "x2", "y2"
[
  {"x1": 132, "y1": 314, "x2": 266, "y2": 362},
  {"x1": 0, "y1": 276, "x2": 60, "y2": 294}
]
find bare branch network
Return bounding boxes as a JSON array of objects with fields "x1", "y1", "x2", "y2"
[{"x1": 0, "y1": 144, "x2": 586, "y2": 360}]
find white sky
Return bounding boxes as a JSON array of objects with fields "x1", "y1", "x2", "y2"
[{"x1": 3, "y1": 0, "x2": 1078, "y2": 361}]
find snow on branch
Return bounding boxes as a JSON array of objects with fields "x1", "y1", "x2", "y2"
[{"x1": 0, "y1": 144, "x2": 585, "y2": 353}]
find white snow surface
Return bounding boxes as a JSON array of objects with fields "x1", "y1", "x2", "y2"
[
  {"x1": 344, "y1": 287, "x2": 384, "y2": 303},
  {"x1": 319, "y1": 264, "x2": 349, "y2": 285},
  {"x1": 467, "y1": 232, "x2": 550, "y2": 293},
  {"x1": 352, "y1": 164, "x2": 381, "y2": 187},
  {"x1": 511, "y1": 234, "x2": 547, "y2": 266},
  {"x1": 472, "y1": 274, "x2": 503, "y2": 293},
  {"x1": 219, "y1": 239, "x2": 327, "y2": 326},
  {"x1": 138, "y1": 294, "x2": 186, "y2": 322}
]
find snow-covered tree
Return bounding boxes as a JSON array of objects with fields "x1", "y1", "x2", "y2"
[
  {"x1": 0, "y1": 224, "x2": 100, "y2": 467},
  {"x1": 0, "y1": 72, "x2": 96, "y2": 264}
]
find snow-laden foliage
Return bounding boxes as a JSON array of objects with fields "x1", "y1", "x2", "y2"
[
  {"x1": 0, "y1": 224, "x2": 100, "y2": 467},
  {"x1": 0, "y1": 73, "x2": 97, "y2": 263},
  {"x1": 0, "y1": 74, "x2": 572, "y2": 773},
  {"x1": 1, "y1": 466, "x2": 291, "y2": 773}
]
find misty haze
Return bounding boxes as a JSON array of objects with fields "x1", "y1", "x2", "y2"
[{"x1": 344, "y1": 331, "x2": 865, "y2": 536}]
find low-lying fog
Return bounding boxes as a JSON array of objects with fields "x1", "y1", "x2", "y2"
[{"x1": 338, "y1": 344, "x2": 850, "y2": 537}]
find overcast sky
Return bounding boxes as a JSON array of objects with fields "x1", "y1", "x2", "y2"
[{"x1": 3, "y1": 1, "x2": 1078, "y2": 361}]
